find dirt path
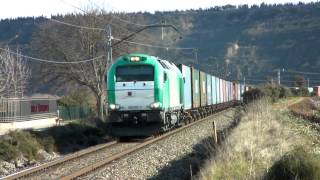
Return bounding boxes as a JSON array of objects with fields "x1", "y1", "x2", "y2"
[{"x1": 272, "y1": 97, "x2": 306, "y2": 110}]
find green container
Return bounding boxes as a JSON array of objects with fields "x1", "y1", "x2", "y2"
[
  {"x1": 200, "y1": 71, "x2": 207, "y2": 107},
  {"x1": 191, "y1": 68, "x2": 200, "y2": 108}
]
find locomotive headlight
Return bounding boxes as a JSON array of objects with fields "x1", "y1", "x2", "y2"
[
  {"x1": 130, "y1": 56, "x2": 140, "y2": 62},
  {"x1": 150, "y1": 102, "x2": 161, "y2": 109},
  {"x1": 109, "y1": 104, "x2": 120, "y2": 110}
]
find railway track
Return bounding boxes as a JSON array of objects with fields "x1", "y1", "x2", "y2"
[
  {"x1": 2, "y1": 107, "x2": 233, "y2": 180},
  {"x1": 2, "y1": 140, "x2": 140, "y2": 179},
  {"x1": 61, "y1": 109, "x2": 230, "y2": 179}
]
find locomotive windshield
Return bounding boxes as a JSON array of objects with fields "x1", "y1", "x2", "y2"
[{"x1": 116, "y1": 65, "x2": 154, "y2": 82}]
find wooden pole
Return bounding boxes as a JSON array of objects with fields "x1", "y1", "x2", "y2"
[{"x1": 213, "y1": 121, "x2": 218, "y2": 144}]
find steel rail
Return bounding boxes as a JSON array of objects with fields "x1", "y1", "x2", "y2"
[
  {"x1": 61, "y1": 109, "x2": 231, "y2": 180},
  {"x1": 2, "y1": 141, "x2": 118, "y2": 180}
]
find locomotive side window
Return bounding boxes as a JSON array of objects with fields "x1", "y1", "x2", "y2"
[{"x1": 116, "y1": 65, "x2": 154, "y2": 82}]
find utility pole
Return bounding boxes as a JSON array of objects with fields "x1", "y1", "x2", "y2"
[
  {"x1": 243, "y1": 76, "x2": 246, "y2": 87},
  {"x1": 275, "y1": 68, "x2": 284, "y2": 86},
  {"x1": 106, "y1": 24, "x2": 113, "y2": 64},
  {"x1": 161, "y1": 20, "x2": 166, "y2": 40},
  {"x1": 307, "y1": 78, "x2": 310, "y2": 88},
  {"x1": 277, "y1": 69, "x2": 281, "y2": 86},
  {"x1": 104, "y1": 24, "x2": 112, "y2": 117},
  {"x1": 193, "y1": 49, "x2": 198, "y2": 64}
]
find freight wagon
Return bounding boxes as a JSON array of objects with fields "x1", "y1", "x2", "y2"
[{"x1": 106, "y1": 54, "x2": 245, "y2": 137}]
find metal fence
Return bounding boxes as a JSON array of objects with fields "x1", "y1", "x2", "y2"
[
  {"x1": 0, "y1": 97, "x2": 58, "y2": 123},
  {"x1": 57, "y1": 106, "x2": 92, "y2": 121}
]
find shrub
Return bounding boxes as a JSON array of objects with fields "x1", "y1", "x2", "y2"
[
  {"x1": 279, "y1": 86, "x2": 292, "y2": 98},
  {"x1": 265, "y1": 147, "x2": 320, "y2": 180},
  {"x1": 0, "y1": 131, "x2": 41, "y2": 161},
  {"x1": 243, "y1": 88, "x2": 265, "y2": 103},
  {"x1": 0, "y1": 141, "x2": 19, "y2": 161},
  {"x1": 243, "y1": 85, "x2": 293, "y2": 104},
  {"x1": 32, "y1": 123, "x2": 106, "y2": 153},
  {"x1": 292, "y1": 88, "x2": 310, "y2": 97},
  {"x1": 37, "y1": 136, "x2": 55, "y2": 153},
  {"x1": 262, "y1": 85, "x2": 281, "y2": 102},
  {"x1": 8, "y1": 131, "x2": 41, "y2": 160}
]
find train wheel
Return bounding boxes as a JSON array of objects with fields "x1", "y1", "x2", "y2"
[{"x1": 197, "y1": 112, "x2": 201, "y2": 120}]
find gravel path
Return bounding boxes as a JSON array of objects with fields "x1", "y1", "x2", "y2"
[
  {"x1": 82, "y1": 109, "x2": 236, "y2": 180},
  {"x1": 25, "y1": 142, "x2": 140, "y2": 179}
]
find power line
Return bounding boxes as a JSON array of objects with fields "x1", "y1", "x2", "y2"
[
  {"x1": 58, "y1": 0, "x2": 143, "y2": 35},
  {"x1": 285, "y1": 69, "x2": 320, "y2": 75},
  {"x1": 50, "y1": 18, "x2": 105, "y2": 31},
  {"x1": 112, "y1": 37, "x2": 194, "y2": 50},
  {"x1": 50, "y1": 18, "x2": 195, "y2": 51},
  {"x1": 57, "y1": 0, "x2": 194, "y2": 51},
  {"x1": 244, "y1": 77, "x2": 320, "y2": 84},
  {"x1": 0, "y1": 47, "x2": 104, "y2": 64},
  {"x1": 60, "y1": 0, "x2": 158, "y2": 27},
  {"x1": 88, "y1": 0, "x2": 160, "y2": 27},
  {"x1": 94, "y1": 8, "x2": 159, "y2": 27},
  {"x1": 58, "y1": 0, "x2": 174, "y2": 46}
]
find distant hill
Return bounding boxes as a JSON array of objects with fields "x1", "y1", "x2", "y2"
[
  {"x1": 155, "y1": 2, "x2": 320, "y2": 86},
  {"x1": 1, "y1": 2, "x2": 320, "y2": 91},
  {"x1": 0, "y1": 17, "x2": 46, "y2": 46}
]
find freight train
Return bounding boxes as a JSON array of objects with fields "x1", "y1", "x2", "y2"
[{"x1": 106, "y1": 54, "x2": 245, "y2": 137}]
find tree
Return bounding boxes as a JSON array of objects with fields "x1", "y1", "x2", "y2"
[
  {"x1": 293, "y1": 75, "x2": 306, "y2": 88},
  {"x1": 293, "y1": 75, "x2": 309, "y2": 96},
  {"x1": 0, "y1": 48, "x2": 11, "y2": 96},
  {"x1": 0, "y1": 47, "x2": 30, "y2": 97},
  {"x1": 31, "y1": 12, "x2": 134, "y2": 120}
]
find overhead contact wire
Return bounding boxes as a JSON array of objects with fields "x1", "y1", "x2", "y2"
[{"x1": 0, "y1": 47, "x2": 104, "y2": 64}]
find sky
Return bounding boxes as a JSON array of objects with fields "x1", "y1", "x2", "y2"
[{"x1": 0, "y1": 0, "x2": 318, "y2": 20}]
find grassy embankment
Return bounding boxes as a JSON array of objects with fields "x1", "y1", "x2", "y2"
[
  {"x1": 0, "y1": 122, "x2": 110, "y2": 163},
  {"x1": 201, "y1": 98, "x2": 320, "y2": 179},
  {"x1": 289, "y1": 97, "x2": 320, "y2": 124}
]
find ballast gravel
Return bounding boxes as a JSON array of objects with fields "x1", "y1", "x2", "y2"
[
  {"x1": 26, "y1": 143, "x2": 140, "y2": 180},
  {"x1": 82, "y1": 109, "x2": 236, "y2": 180}
]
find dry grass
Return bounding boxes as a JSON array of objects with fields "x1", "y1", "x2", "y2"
[
  {"x1": 200, "y1": 99, "x2": 320, "y2": 179},
  {"x1": 289, "y1": 98, "x2": 316, "y2": 115}
]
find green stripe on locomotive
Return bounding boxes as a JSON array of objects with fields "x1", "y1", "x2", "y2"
[{"x1": 106, "y1": 53, "x2": 183, "y2": 111}]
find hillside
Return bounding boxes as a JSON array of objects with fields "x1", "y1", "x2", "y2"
[
  {"x1": 200, "y1": 98, "x2": 320, "y2": 179},
  {"x1": 159, "y1": 3, "x2": 320, "y2": 84},
  {"x1": 1, "y1": 2, "x2": 320, "y2": 93}
]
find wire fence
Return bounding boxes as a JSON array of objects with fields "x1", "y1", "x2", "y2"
[
  {"x1": 0, "y1": 97, "x2": 58, "y2": 123},
  {"x1": 57, "y1": 106, "x2": 92, "y2": 121}
]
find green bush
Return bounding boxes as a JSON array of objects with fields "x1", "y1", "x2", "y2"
[
  {"x1": 243, "y1": 85, "x2": 293, "y2": 104},
  {"x1": 279, "y1": 86, "x2": 292, "y2": 98},
  {"x1": 265, "y1": 147, "x2": 320, "y2": 180},
  {"x1": 57, "y1": 91, "x2": 95, "y2": 121},
  {"x1": 263, "y1": 85, "x2": 281, "y2": 102},
  {"x1": 0, "y1": 141, "x2": 19, "y2": 161},
  {"x1": 0, "y1": 123, "x2": 109, "y2": 162},
  {"x1": 243, "y1": 88, "x2": 265, "y2": 104},
  {"x1": 0, "y1": 131, "x2": 41, "y2": 161},
  {"x1": 292, "y1": 88, "x2": 310, "y2": 97},
  {"x1": 33, "y1": 123, "x2": 106, "y2": 153},
  {"x1": 37, "y1": 136, "x2": 55, "y2": 153}
]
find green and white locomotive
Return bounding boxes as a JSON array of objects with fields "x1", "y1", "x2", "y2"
[
  {"x1": 107, "y1": 53, "x2": 245, "y2": 137},
  {"x1": 107, "y1": 54, "x2": 184, "y2": 136}
]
